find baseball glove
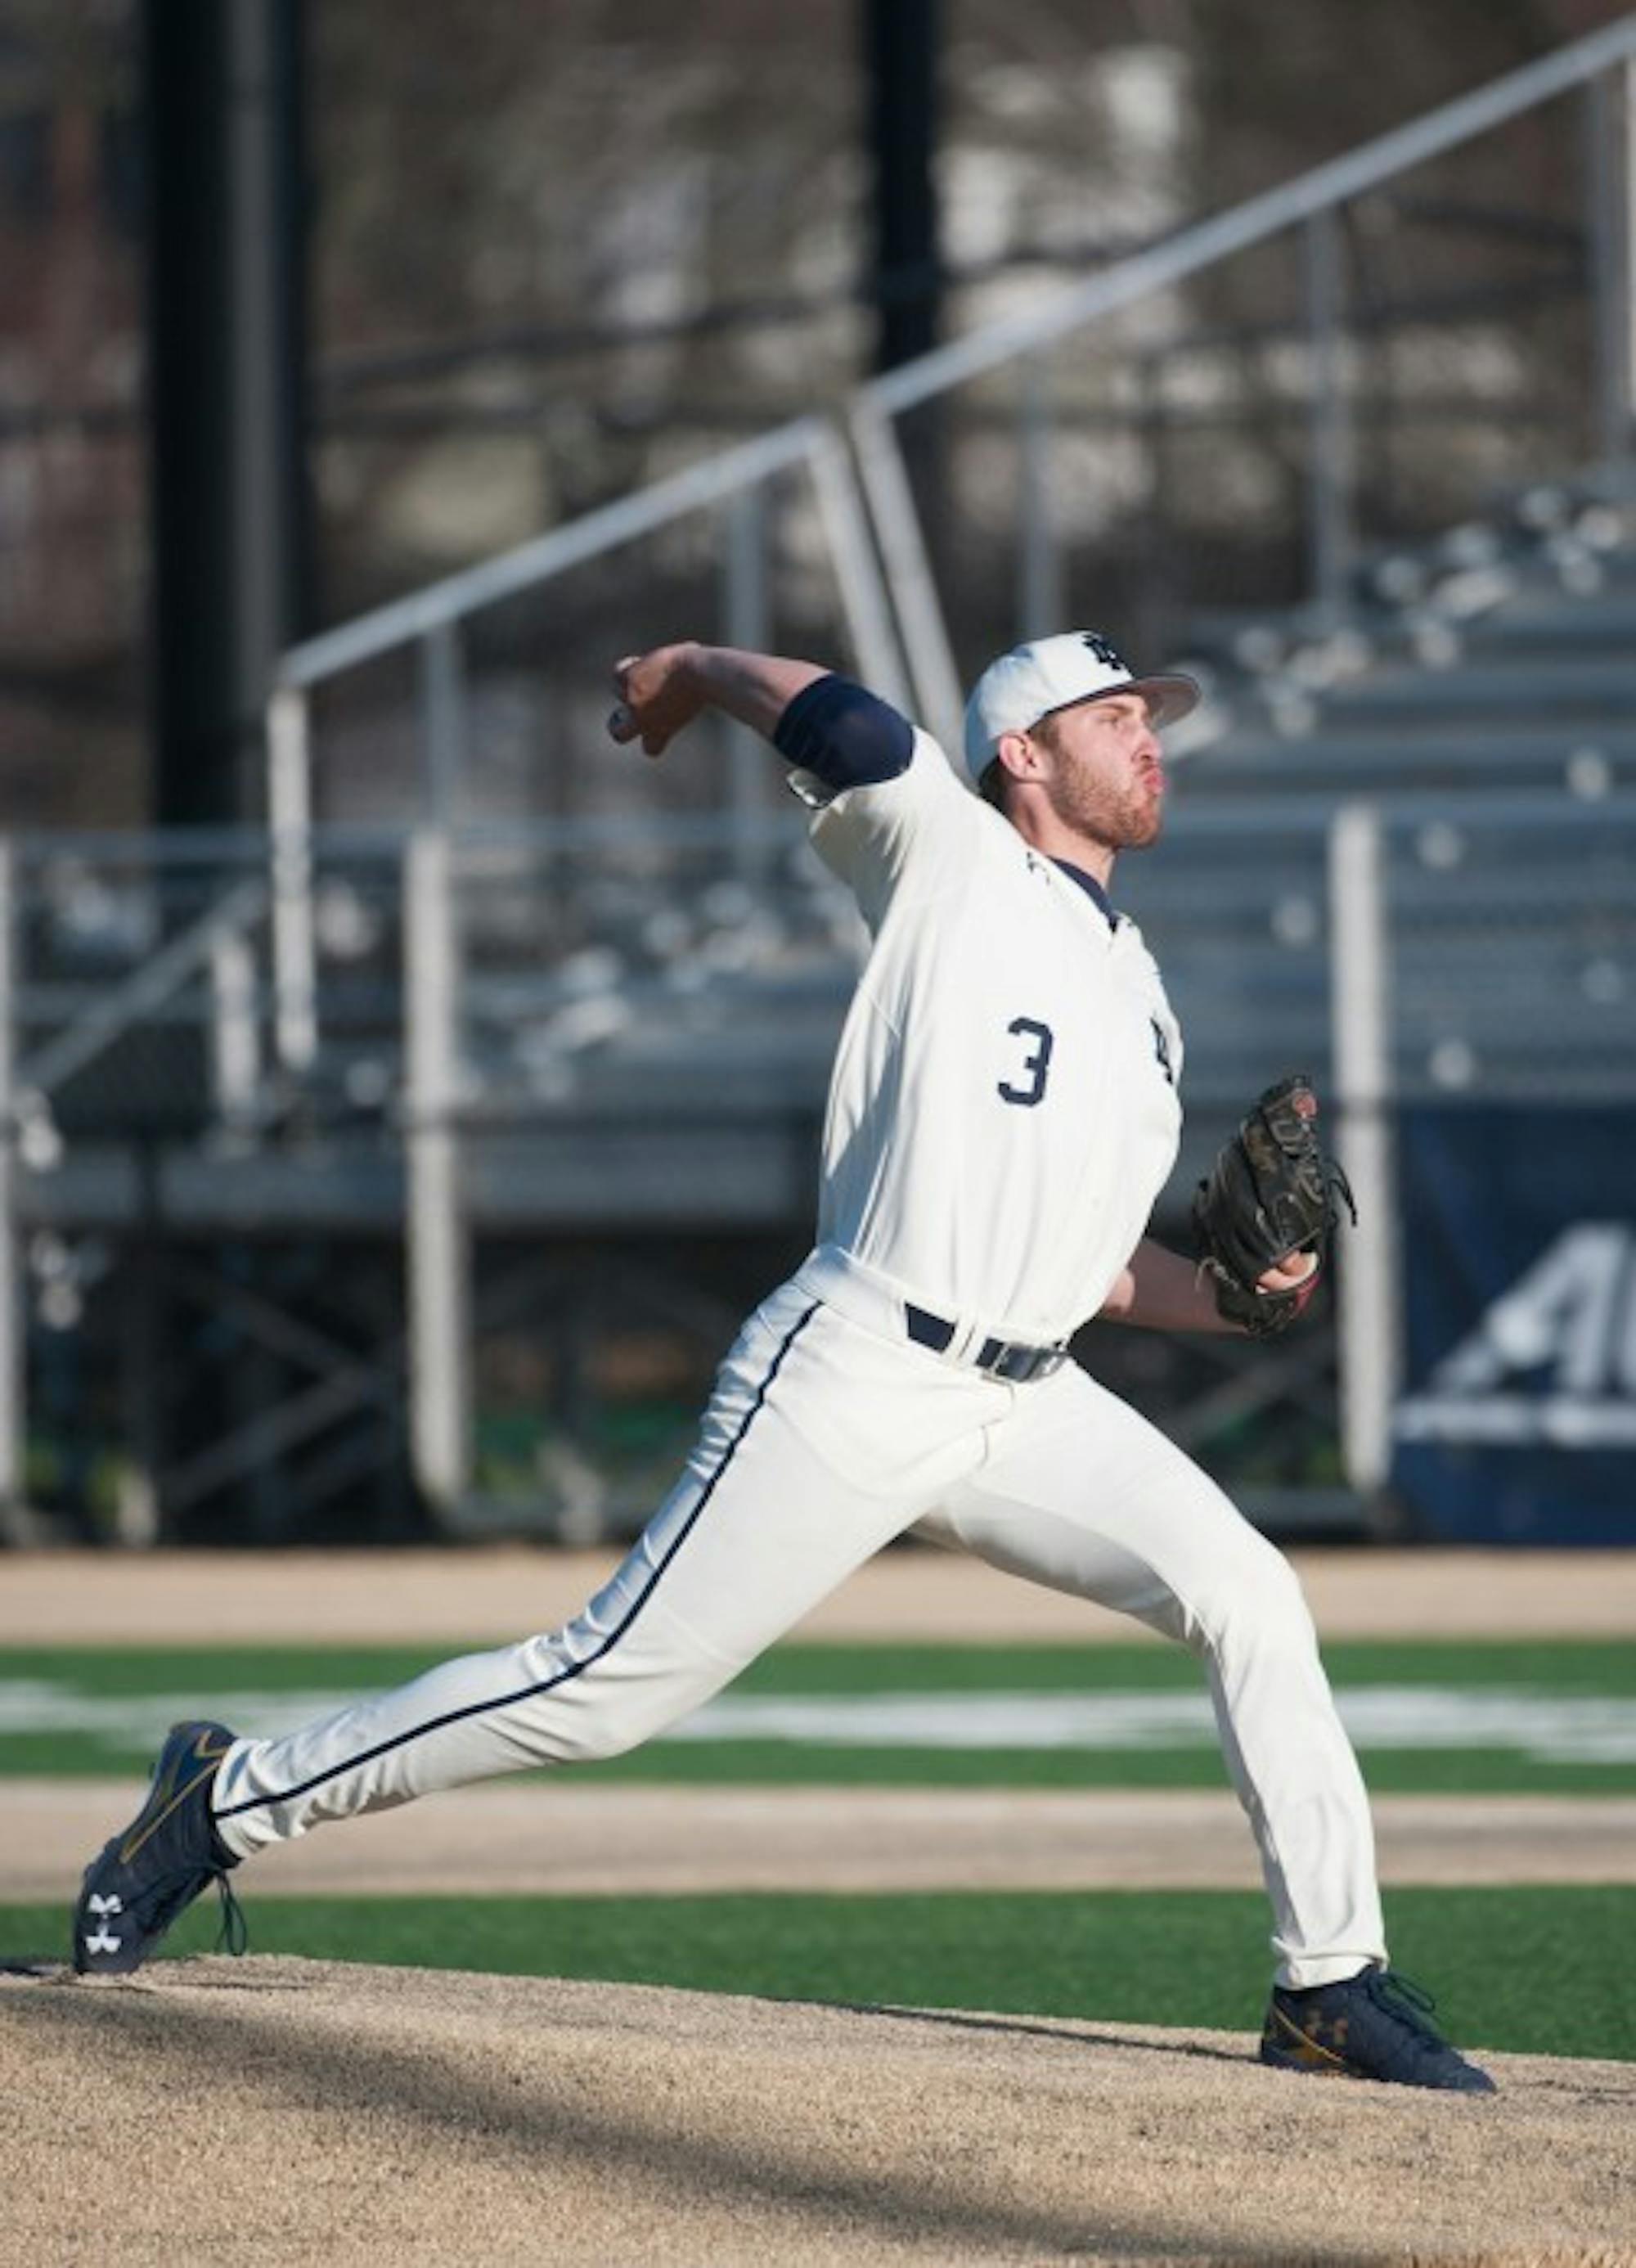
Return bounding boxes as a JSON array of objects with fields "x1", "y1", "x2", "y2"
[{"x1": 1192, "y1": 1074, "x2": 1355, "y2": 1338}]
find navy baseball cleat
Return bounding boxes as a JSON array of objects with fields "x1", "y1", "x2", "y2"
[
  {"x1": 1260, "y1": 1964, "x2": 1494, "y2": 2093},
  {"x1": 73, "y1": 1720, "x2": 245, "y2": 1976}
]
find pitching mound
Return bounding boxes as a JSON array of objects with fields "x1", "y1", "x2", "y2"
[{"x1": 2, "y1": 1959, "x2": 1632, "y2": 2266}]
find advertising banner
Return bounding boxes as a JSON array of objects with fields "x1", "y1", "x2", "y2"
[{"x1": 1391, "y1": 1107, "x2": 1636, "y2": 1544}]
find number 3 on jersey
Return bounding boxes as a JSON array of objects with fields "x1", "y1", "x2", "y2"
[{"x1": 998, "y1": 1015, "x2": 1054, "y2": 1107}]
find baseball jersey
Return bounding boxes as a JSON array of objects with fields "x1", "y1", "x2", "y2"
[{"x1": 780, "y1": 686, "x2": 1184, "y2": 1345}]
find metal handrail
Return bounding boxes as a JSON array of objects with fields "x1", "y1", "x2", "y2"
[
  {"x1": 267, "y1": 13, "x2": 1636, "y2": 712},
  {"x1": 272, "y1": 416, "x2": 905, "y2": 697},
  {"x1": 858, "y1": 13, "x2": 1636, "y2": 418},
  {"x1": 847, "y1": 16, "x2": 1636, "y2": 746},
  {"x1": 261, "y1": 19, "x2": 1636, "y2": 1067},
  {"x1": 262, "y1": 416, "x2": 906, "y2": 1069},
  {"x1": 278, "y1": 417, "x2": 820, "y2": 686}
]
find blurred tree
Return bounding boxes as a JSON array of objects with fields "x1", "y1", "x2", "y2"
[
  {"x1": 0, "y1": 0, "x2": 144, "y2": 822},
  {"x1": 307, "y1": 0, "x2": 865, "y2": 611}
]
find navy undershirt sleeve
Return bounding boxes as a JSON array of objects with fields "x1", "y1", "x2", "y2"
[{"x1": 772, "y1": 675, "x2": 915, "y2": 793}]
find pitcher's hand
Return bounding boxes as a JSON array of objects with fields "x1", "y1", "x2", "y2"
[{"x1": 607, "y1": 643, "x2": 706, "y2": 758}]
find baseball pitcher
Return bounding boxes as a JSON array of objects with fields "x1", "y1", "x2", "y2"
[{"x1": 72, "y1": 632, "x2": 1491, "y2": 2093}]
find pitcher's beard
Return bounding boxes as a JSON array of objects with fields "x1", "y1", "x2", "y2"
[{"x1": 1045, "y1": 772, "x2": 1164, "y2": 853}]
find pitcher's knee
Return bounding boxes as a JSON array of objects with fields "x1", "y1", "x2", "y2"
[
  {"x1": 542, "y1": 1713, "x2": 648, "y2": 1766},
  {"x1": 514, "y1": 1662, "x2": 725, "y2": 1768},
  {"x1": 1190, "y1": 1536, "x2": 1318, "y2": 1662}
]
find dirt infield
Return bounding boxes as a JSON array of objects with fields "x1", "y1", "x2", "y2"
[
  {"x1": 11, "y1": 1783, "x2": 1636, "y2": 1901},
  {"x1": 3, "y1": 1958, "x2": 1633, "y2": 2267},
  {"x1": 5, "y1": 1541, "x2": 1635, "y2": 1642}
]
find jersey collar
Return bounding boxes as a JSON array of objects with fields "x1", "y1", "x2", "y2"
[{"x1": 1049, "y1": 857, "x2": 1119, "y2": 930}]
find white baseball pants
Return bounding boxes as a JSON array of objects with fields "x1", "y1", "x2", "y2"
[{"x1": 211, "y1": 1254, "x2": 1387, "y2": 1988}]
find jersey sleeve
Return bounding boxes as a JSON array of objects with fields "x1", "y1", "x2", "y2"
[{"x1": 800, "y1": 724, "x2": 982, "y2": 929}]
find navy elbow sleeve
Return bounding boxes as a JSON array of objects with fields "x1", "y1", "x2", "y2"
[{"x1": 773, "y1": 676, "x2": 915, "y2": 793}]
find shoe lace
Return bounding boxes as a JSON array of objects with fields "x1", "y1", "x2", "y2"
[
  {"x1": 211, "y1": 1870, "x2": 249, "y2": 1958},
  {"x1": 140, "y1": 1860, "x2": 249, "y2": 1959},
  {"x1": 1362, "y1": 1967, "x2": 1451, "y2": 2050}
]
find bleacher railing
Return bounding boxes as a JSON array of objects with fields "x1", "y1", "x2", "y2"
[
  {"x1": 852, "y1": 15, "x2": 1636, "y2": 750},
  {"x1": 2, "y1": 792, "x2": 1631, "y2": 1534},
  {"x1": 257, "y1": 18, "x2": 1636, "y2": 1086}
]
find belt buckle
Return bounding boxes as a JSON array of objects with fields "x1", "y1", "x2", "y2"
[{"x1": 998, "y1": 1341, "x2": 1063, "y2": 1384}]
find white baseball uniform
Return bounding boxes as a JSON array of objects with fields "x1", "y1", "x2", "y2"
[{"x1": 211, "y1": 682, "x2": 1386, "y2": 1989}]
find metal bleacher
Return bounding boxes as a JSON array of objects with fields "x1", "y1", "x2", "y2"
[
  {"x1": 1180, "y1": 467, "x2": 1636, "y2": 798},
  {"x1": 9, "y1": 469, "x2": 1629, "y2": 1547}
]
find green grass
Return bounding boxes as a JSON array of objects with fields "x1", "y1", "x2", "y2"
[
  {"x1": 6, "y1": 1637, "x2": 1636, "y2": 1792},
  {"x1": 6, "y1": 1885, "x2": 1632, "y2": 2062},
  {"x1": 7, "y1": 1636, "x2": 1636, "y2": 1694}
]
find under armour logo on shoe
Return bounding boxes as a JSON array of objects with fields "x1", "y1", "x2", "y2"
[{"x1": 84, "y1": 1892, "x2": 124, "y2": 1956}]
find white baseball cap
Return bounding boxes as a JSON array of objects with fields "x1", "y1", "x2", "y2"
[{"x1": 962, "y1": 630, "x2": 1201, "y2": 785}]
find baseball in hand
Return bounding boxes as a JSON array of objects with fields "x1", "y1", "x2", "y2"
[{"x1": 604, "y1": 643, "x2": 708, "y2": 758}]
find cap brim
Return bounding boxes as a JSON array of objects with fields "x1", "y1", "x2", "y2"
[
  {"x1": 1129, "y1": 672, "x2": 1201, "y2": 729},
  {"x1": 1036, "y1": 671, "x2": 1201, "y2": 735}
]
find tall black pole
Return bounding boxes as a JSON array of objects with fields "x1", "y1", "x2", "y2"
[
  {"x1": 143, "y1": 0, "x2": 312, "y2": 825},
  {"x1": 865, "y1": 0, "x2": 942, "y2": 374}
]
